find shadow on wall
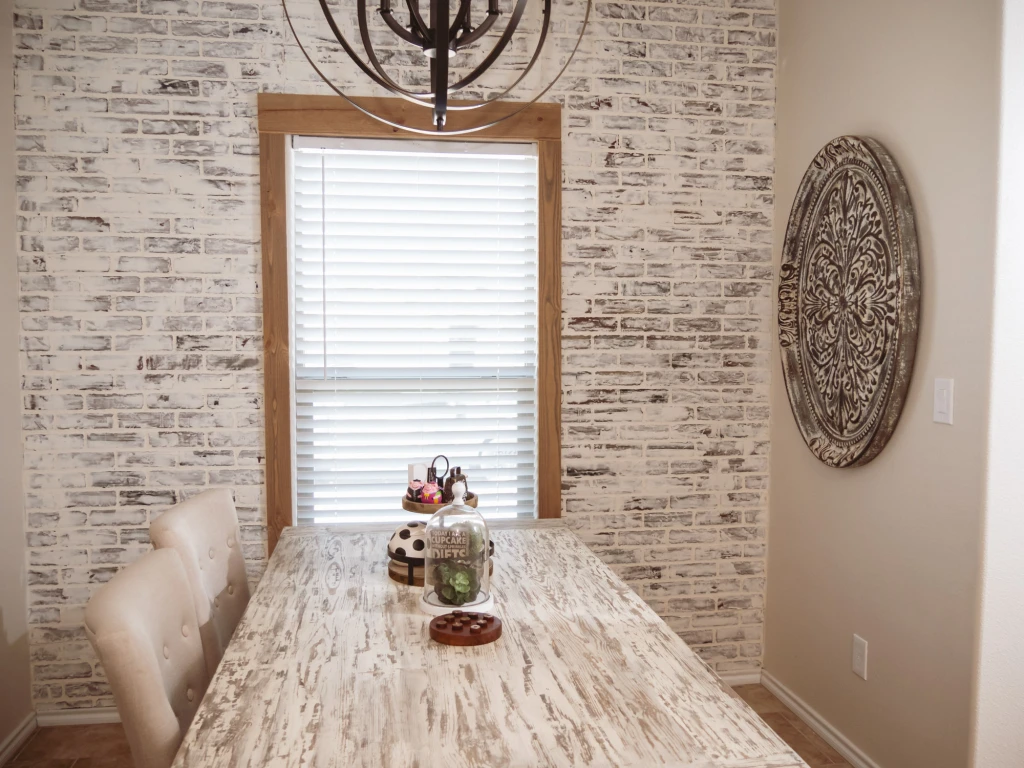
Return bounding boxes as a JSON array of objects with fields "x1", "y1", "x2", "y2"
[
  {"x1": 0, "y1": 605, "x2": 32, "y2": 730},
  {"x1": 1, "y1": 605, "x2": 30, "y2": 668}
]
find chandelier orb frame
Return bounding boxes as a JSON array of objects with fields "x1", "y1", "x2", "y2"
[{"x1": 283, "y1": 0, "x2": 592, "y2": 134}]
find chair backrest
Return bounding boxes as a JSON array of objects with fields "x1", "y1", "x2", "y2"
[
  {"x1": 150, "y1": 488, "x2": 252, "y2": 678},
  {"x1": 85, "y1": 549, "x2": 210, "y2": 768}
]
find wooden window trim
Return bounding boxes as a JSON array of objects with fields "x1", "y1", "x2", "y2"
[{"x1": 258, "y1": 94, "x2": 562, "y2": 554}]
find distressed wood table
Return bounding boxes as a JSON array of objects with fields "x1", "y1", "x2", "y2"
[{"x1": 173, "y1": 520, "x2": 807, "y2": 768}]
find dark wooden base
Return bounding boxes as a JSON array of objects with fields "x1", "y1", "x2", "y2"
[
  {"x1": 429, "y1": 611, "x2": 502, "y2": 646},
  {"x1": 388, "y1": 560, "x2": 425, "y2": 587}
]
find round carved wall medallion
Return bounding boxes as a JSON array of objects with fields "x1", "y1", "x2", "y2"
[{"x1": 779, "y1": 136, "x2": 920, "y2": 468}]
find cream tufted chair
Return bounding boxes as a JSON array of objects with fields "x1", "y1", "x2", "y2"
[
  {"x1": 85, "y1": 549, "x2": 210, "y2": 768},
  {"x1": 150, "y1": 488, "x2": 251, "y2": 678}
]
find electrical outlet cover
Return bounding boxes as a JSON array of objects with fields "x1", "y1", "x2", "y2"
[
  {"x1": 852, "y1": 634, "x2": 868, "y2": 680},
  {"x1": 933, "y1": 378, "x2": 954, "y2": 425}
]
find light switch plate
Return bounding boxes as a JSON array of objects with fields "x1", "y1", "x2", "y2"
[
  {"x1": 852, "y1": 634, "x2": 868, "y2": 680},
  {"x1": 934, "y1": 378, "x2": 954, "y2": 425}
]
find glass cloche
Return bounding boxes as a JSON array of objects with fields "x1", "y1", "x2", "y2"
[{"x1": 419, "y1": 481, "x2": 493, "y2": 616}]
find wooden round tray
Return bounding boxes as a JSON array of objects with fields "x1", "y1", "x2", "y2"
[
  {"x1": 429, "y1": 611, "x2": 502, "y2": 646},
  {"x1": 401, "y1": 493, "x2": 478, "y2": 515}
]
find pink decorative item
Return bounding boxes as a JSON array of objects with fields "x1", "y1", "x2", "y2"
[{"x1": 421, "y1": 482, "x2": 442, "y2": 505}]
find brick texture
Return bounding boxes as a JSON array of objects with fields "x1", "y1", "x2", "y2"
[{"x1": 12, "y1": 0, "x2": 775, "y2": 711}]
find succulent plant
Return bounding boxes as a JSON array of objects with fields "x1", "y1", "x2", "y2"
[{"x1": 434, "y1": 561, "x2": 480, "y2": 606}]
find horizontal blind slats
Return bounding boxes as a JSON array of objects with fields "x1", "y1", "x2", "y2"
[{"x1": 292, "y1": 138, "x2": 539, "y2": 524}]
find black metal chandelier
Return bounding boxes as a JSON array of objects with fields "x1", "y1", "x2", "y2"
[{"x1": 283, "y1": 0, "x2": 591, "y2": 134}]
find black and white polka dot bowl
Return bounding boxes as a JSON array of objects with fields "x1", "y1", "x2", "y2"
[
  {"x1": 387, "y1": 521, "x2": 428, "y2": 586},
  {"x1": 388, "y1": 521, "x2": 428, "y2": 563}
]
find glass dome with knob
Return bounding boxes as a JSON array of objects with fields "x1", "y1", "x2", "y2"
[{"x1": 419, "y1": 481, "x2": 493, "y2": 616}]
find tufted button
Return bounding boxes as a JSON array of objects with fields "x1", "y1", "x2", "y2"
[
  {"x1": 226, "y1": 536, "x2": 235, "y2": 548},
  {"x1": 214, "y1": 597, "x2": 220, "y2": 609},
  {"x1": 209, "y1": 547, "x2": 215, "y2": 560},
  {"x1": 163, "y1": 645, "x2": 169, "y2": 659},
  {"x1": 182, "y1": 625, "x2": 190, "y2": 638},
  {"x1": 186, "y1": 688, "x2": 195, "y2": 702},
  {"x1": 227, "y1": 584, "x2": 235, "y2": 596}
]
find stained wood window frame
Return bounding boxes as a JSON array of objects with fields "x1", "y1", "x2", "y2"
[{"x1": 258, "y1": 94, "x2": 563, "y2": 554}]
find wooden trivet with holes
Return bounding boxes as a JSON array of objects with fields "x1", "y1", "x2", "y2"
[{"x1": 429, "y1": 611, "x2": 502, "y2": 646}]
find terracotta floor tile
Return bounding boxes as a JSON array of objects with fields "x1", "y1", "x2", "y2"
[
  {"x1": 760, "y1": 712, "x2": 842, "y2": 767},
  {"x1": 14, "y1": 725, "x2": 131, "y2": 762},
  {"x1": 781, "y1": 711, "x2": 849, "y2": 765},
  {"x1": 731, "y1": 684, "x2": 856, "y2": 766},
  {"x1": 72, "y1": 758, "x2": 135, "y2": 768},
  {"x1": 732, "y1": 683, "x2": 798, "y2": 718},
  {"x1": 7, "y1": 730, "x2": 55, "y2": 766}
]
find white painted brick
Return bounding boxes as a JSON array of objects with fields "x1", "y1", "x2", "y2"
[{"x1": 14, "y1": 0, "x2": 776, "y2": 706}]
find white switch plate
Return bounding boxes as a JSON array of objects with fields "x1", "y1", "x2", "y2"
[
  {"x1": 852, "y1": 634, "x2": 868, "y2": 680},
  {"x1": 933, "y1": 378, "x2": 954, "y2": 425}
]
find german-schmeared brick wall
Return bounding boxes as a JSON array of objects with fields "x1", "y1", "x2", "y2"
[{"x1": 11, "y1": 0, "x2": 775, "y2": 711}]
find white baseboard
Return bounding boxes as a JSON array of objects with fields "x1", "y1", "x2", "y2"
[
  {"x1": 0, "y1": 711, "x2": 37, "y2": 766},
  {"x1": 761, "y1": 670, "x2": 881, "y2": 768},
  {"x1": 719, "y1": 670, "x2": 764, "y2": 686},
  {"x1": 36, "y1": 707, "x2": 121, "y2": 727}
]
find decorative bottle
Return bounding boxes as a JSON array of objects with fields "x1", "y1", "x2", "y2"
[{"x1": 419, "y1": 481, "x2": 493, "y2": 616}]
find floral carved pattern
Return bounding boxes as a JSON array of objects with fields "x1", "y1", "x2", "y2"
[{"x1": 779, "y1": 137, "x2": 920, "y2": 468}]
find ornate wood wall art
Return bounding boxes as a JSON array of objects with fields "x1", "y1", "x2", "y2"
[{"x1": 779, "y1": 136, "x2": 920, "y2": 468}]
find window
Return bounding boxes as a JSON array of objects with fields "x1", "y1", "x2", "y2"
[
  {"x1": 258, "y1": 95, "x2": 562, "y2": 551},
  {"x1": 290, "y1": 138, "x2": 539, "y2": 524}
]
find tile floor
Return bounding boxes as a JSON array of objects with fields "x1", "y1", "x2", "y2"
[
  {"x1": 5, "y1": 723, "x2": 132, "y2": 768},
  {"x1": 9, "y1": 686, "x2": 849, "y2": 768},
  {"x1": 733, "y1": 684, "x2": 852, "y2": 767}
]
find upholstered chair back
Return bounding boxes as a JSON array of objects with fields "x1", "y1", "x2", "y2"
[
  {"x1": 85, "y1": 549, "x2": 210, "y2": 768},
  {"x1": 151, "y1": 488, "x2": 252, "y2": 677}
]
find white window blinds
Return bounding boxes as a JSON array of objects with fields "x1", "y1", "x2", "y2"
[{"x1": 290, "y1": 137, "x2": 539, "y2": 524}]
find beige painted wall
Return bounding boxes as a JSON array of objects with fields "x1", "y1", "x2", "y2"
[
  {"x1": 767, "y1": 2, "x2": 1001, "y2": 767},
  {"x1": 0, "y1": 0, "x2": 34, "y2": 745},
  {"x1": 972, "y1": 0, "x2": 1024, "y2": 763}
]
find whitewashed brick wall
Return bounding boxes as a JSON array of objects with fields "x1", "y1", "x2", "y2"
[{"x1": 12, "y1": 0, "x2": 775, "y2": 711}]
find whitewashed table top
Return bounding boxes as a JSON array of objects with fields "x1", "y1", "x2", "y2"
[{"x1": 173, "y1": 520, "x2": 806, "y2": 768}]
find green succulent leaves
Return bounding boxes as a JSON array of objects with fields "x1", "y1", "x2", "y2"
[{"x1": 434, "y1": 561, "x2": 480, "y2": 606}]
